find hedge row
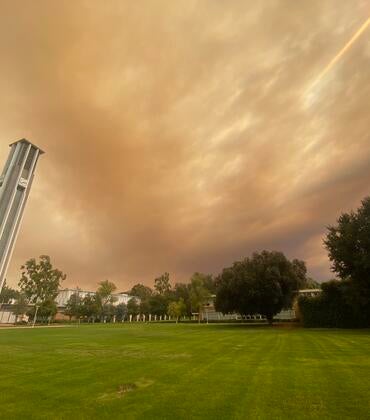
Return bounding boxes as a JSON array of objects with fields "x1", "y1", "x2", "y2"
[{"x1": 298, "y1": 280, "x2": 369, "y2": 328}]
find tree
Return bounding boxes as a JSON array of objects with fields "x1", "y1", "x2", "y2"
[
  {"x1": 139, "y1": 299, "x2": 151, "y2": 316},
  {"x1": 324, "y1": 196, "x2": 370, "y2": 319},
  {"x1": 96, "y1": 280, "x2": 117, "y2": 322},
  {"x1": 115, "y1": 303, "x2": 127, "y2": 322},
  {"x1": 18, "y1": 255, "x2": 66, "y2": 325},
  {"x1": 101, "y1": 303, "x2": 116, "y2": 322},
  {"x1": 127, "y1": 298, "x2": 139, "y2": 317},
  {"x1": 298, "y1": 279, "x2": 368, "y2": 328},
  {"x1": 292, "y1": 259, "x2": 308, "y2": 290},
  {"x1": 200, "y1": 274, "x2": 216, "y2": 294},
  {"x1": 167, "y1": 298, "x2": 186, "y2": 323},
  {"x1": 154, "y1": 272, "x2": 171, "y2": 295},
  {"x1": 38, "y1": 299, "x2": 57, "y2": 323},
  {"x1": 12, "y1": 294, "x2": 28, "y2": 324},
  {"x1": 64, "y1": 293, "x2": 83, "y2": 321},
  {"x1": 190, "y1": 273, "x2": 212, "y2": 323},
  {"x1": 80, "y1": 294, "x2": 101, "y2": 322},
  {"x1": 148, "y1": 294, "x2": 169, "y2": 316},
  {"x1": 173, "y1": 283, "x2": 192, "y2": 317},
  {"x1": 27, "y1": 298, "x2": 57, "y2": 324},
  {"x1": 129, "y1": 284, "x2": 153, "y2": 300},
  {"x1": 0, "y1": 281, "x2": 19, "y2": 304},
  {"x1": 215, "y1": 251, "x2": 307, "y2": 324},
  {"x1": 97, "y1": 280, "x2": 117, "y2": 305}
]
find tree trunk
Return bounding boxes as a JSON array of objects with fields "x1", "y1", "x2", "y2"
[{"x1": 32, "y1": 305, "x2": 39, "y2": 328}]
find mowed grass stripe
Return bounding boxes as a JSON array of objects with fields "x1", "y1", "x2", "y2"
[{"x1": 0, "y1": 325, "x2": 369, "y2": 419}]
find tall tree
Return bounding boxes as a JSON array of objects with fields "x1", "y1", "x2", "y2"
[
  {"x1": 18, "y1": 255, "x2": 66, "y2": 325},
  {"x1": 292, "y1": 259, "x2": 308, "y2": 289},
  {"x1": 0, "y1": 281, "x2": 19, "y2": 304},
  {"x1": 139, "y1": 299, "x2": 151, "y2": 316},
  {"x1": 101, "y1": 303, "x2": 116, "y2": 322},
  {"x1": 190, "y1": 273, "x2": 212, "y2": 323},
  {"x1": 324, "y1": 197, "x2": 370, "y2": 282},
  {"x1": 148, "y1": 294, "x2": 168, "y2": 316},
  {"x1": 324, "y1": 196, "x2": 370, "y2": 318},
  {"x1": 154, "y1": 272, "x2": 171, "y2": 295},
  {"x1": 64, "y1": 293, "x2": 83, "y2": 321},
  {"x1": 80, "y1": 294, "x2": 101, "y2": 322},
  {"x1": 35, "y1": 299, "x2": 58, "y2": 323},
  {"x1": 96, "y1": 280, "x2": 117, "y2": 321},
  {"x1": 127, "y1": 298, "x2": 139, "y2": 316},
  {"x1": 173, "y1": 283, "x2": 192, "y2": 316},
  {"x1": 129, "y1": 284, "x2": 153, "y2": 300},
  {"x1": 115, "y1": 303, "x2": 127, "y2": 322},
  {"x1": 167, "y1": 298, "x2": 186, "y2": 323},
  {"x1": 200, "y1": 274, "x2": 216, "y2": 294},
  {"x1": 97, "y1": 280, "x2": 117, "y2": 305},
  {"x1": 215, "y1": 251, "x2": 307, "y2": 324}
]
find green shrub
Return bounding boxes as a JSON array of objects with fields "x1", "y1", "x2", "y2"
[{"x1": 298, "y1": 280, "x2": 368, "y2": 328}]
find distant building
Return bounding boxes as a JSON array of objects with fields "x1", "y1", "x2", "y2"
[
  {"x1": 55, "y1": 288, "x2": 138, "y2": 308},
  {"x1": 297, "y1": 288, "x2": 321, "y2": 298},
  {"x1": 0, "y1": 303, "x2": 29, "y2": 324},
  {"x1": 199, "y1": 295, "x2": 239, "y2": 321},
  {"x1": 0, "y1": 288, "x2": 139, "y2": 324}
]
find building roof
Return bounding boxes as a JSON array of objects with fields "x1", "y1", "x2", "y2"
[
  {"x1": 9, "y1": 138, "x2": 45, "y2": 155},
  {"x1": 58, "y1": 288, "x2": 137, "y2": 299},
  {"x1": 298, "y1": 288, "x2": 322, "y2": 293}
]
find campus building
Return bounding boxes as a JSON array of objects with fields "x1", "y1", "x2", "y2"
[
  {"x1": 0, "y1": 139, "x2": 44, "y2": 294},
  {"x1": 0, "y1": 288, "x2": 138, "y2": 324},
  {"x1": 54, "y1": 288, "x2": 138, "y2": 321},
  {"x1": 55, "y1": 288, "x2": 136, "y2": 307}
]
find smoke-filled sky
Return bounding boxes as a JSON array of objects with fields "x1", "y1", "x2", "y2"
[{"x1": 0, "y1": 0, "x2": 369, "y2": 291}]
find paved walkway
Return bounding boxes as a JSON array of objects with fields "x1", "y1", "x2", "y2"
[{"x1": 0, "y1": 324, "x2": 72, "y2": 329}]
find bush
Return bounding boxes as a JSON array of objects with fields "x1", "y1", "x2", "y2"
[{"x1": 298, "y1": 280, "x2": 368, "y2": 328}]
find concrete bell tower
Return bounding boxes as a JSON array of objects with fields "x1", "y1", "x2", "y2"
[{"x1": 0, "y1": 139, "x2": 44, "y2": 294}]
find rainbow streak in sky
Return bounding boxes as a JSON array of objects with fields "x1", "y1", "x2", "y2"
[{"x1": 310, "y1": 17, "x2": 370, "y2": 89}]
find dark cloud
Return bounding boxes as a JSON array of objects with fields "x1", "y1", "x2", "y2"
[{"x1": 0, "y1": 0, "x2": 369, "y2": 290}]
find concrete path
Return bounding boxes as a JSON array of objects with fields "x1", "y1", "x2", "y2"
[{"x1": 0, "y1": 324, "x2": 72, "y2": 329}]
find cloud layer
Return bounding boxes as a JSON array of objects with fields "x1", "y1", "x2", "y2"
[{"x1": 0, "y1": 0, "x2": 369, "y2": 290}]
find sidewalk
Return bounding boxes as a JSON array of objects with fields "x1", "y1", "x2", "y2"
[{"x1": 0, "y1": 324, "x2": 73, "y2": 329}]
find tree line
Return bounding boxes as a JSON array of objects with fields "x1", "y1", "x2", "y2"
[
  {"x1": 1, "y1": 255, "x2": 311, "y2": 325},
  {"x1": 1, "y1": 196, "x2": 369, "y2": 327},
  {"x1": 297, "y1": 197, "x2": 370, "y2": 327},
  {"x1": 63, "y1": 272, "x2": 217, "y2": 323}
]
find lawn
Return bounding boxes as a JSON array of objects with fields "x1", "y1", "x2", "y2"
[{"x1": 0, "y1": 324, "x2": 369, "y2": 419}]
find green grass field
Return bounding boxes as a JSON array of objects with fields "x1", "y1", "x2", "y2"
[{"x1": 0, "y1": 324, "x2": 369, "y2": 419}]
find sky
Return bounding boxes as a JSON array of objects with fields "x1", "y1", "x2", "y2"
[{"x1": 0, "y1": 0, "x2": 369, "y2": 291}]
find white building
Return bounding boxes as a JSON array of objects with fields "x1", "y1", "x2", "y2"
[
  {"x1": 55, "y1": 288, "x2": 138, "y2": 307},
  {"x1": 297, "y1": 289, "x2": 321, "y2": 298}
]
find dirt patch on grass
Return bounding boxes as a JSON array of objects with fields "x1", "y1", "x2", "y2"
[{"x1": 98, "y1": 378, "x2": 154, "y2": 401}]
